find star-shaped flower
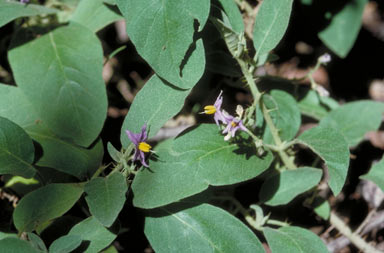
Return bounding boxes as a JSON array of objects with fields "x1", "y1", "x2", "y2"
[
  {"x1": 222, "y1": 111, "x2": 247, "y2": 141},
  {"x1": 201, "y1": 90, "x2": 225, "y2": 126},
  {"x1": 125, "y1": 124, "x2": 151, "y2": 167}
]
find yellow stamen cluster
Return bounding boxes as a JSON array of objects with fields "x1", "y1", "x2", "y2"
[
  {"x1": 203, "y1": 105, "x2": 216, "y2": 115},
  {"x1": 138, "y1": 142, "x2": 152, "y2": 153},
  {"x1": 231, "y1": 121, "x2": 238, "y2": 127}
]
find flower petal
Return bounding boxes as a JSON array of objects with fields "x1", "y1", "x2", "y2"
[{"x1": 126, "y1": 130, "x2": 140, "y2": 145}]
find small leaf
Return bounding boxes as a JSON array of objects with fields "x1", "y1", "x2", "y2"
[
  {"x1": 360, "y1": 156, "x2": 384, "y2": 192},
  {"x1": 264, "y1": 226, "x2": 328, "y2": 253},
  {"x1": 0, "y1": 117, "x2": 36, "y2": 178},
  {"x1": 318, "y1": 0, "x2": 367, "y2": 58},
  {"x1": 297, "y1": 126, "x2": 350, "y2": 195},
  {"x1": 259, "y1": 167, "x2": 322, "y2": 206},
  {"x1": 120, "y1": 74, "x2": 190, "y2": 148},
  {"x1": 27, "y1": 232, "x2": 47, "y2": 252},
  {"x1": 70, "y1": 0, "x2": 122, "y2": 32},
  {"x1": 298, "y1": 89, "x2": 339, "y2": 120},
  {"x1": 313, "y1": 197, "x2": 330, "y2": 220},
  {"x1": 216, "y1": 0, "x2": 244, "y2": 33},
  {"x1": 107, "y1": 142, "x2": 120, "y2": 162},
  {"x1": 115, "y1": 0, "x2": 209, "y2": 88},
  {"x1": 145, "y1": 203, "x2": 265, "y2": 253},
  {"x1": 49, "y1": 234, "x2": 82, "y2": 253},
  {"x1": 13, "y1": 183, "x2": 84, "y2": 232},
  {"x1": 68, "y1": 216, "x2": 117, "y2": 253},
  {"x1": 8, "y1": 22, "x2": 107, "y2": 147},
  {"x1": 253, "y1": 0, "x2": 294, "y2": 61},
  {"x1": 320, "y1": 100, "x2": 384, "y2": 147},
  {"x1": 132, "y1": 124, "x2": 273, "y2": 209},
  {"x1": 0, "y1": 0, "x2": 58, "y2": 27},
  {"x1": 0, "y1": 237, "x2": 41, "y2": 253},
  {"x1": 85, "y1": 172, "x2": 128, "y2": 227},
  {"x1": 262, "y1": 90, "x2": 301, "y2": 144}
]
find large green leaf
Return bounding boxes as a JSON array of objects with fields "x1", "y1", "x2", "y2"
[
  {"x1": 318, "y1": 0, "x2": 367, "y2": 58},
  {"x1": 115, "y1": 0, "x2": 209, "y2": 88},
  {"x1": 48, "y1": 234, "x2": 82, "y2": 253},
  {"x1": 132, "y1": 124, "x2": 273, "y2": 209},
  {"x1": 297, "y1": 126, "x2": 350, "y2": 195},
  {"x1": 262, "y1": 90, "x2": 301, "y2": 144},
  {"x1": 320, "y1": 101, "x2": 384, "y2": 147},
  {"x1": 145, "y1": 203, "x2": 265, "y2": 253},
  {"x1": 0, "y1": 0, "x2": 58, "y2": 27},
  {"x1": 13, "y1": 183, "x2": 84, "y2": 232},
  {"x1": 253, "y1": 0, "x2": 294, "y2": 61},
  {"x1": 68, "y1": 216, "x2": 117, "y2": 253},
  {"x1": 120, "y1": 74, "x2": 190, "y2": 147},
  {"x1": 264, "y1": 226, "x2": 328, "y2": 253},
  {"x1": 0, "y1": 85, "x2": 104, "y2": 179},
  {"x1": 0, "y1": 237, "x2": 42, "y2": 253},
  {"x1": 85, "y1": 172, "x2": 128, "y2": 227},
  {"x1": 360, "y1": 156, "x2": 384, "y2": 192},
  {"x1": 259, "y1": 167, "x2": 322, "y2": 206},
  {"x1": 8, "y1": 22, "x2": 107, "y2": 147},
  {"x1": 0, "y1": 117, "x2": 36, "y2": 178},
  {"x1": 70, "y1": 0, "x2": 122, "y2": 32}
]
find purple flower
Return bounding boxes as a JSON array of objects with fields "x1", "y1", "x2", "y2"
[
  {"x1": 125, "y1": 124, "x2": 151, "y2": 167},
  {"x1": 20, "y1": 0, "x2": 29, "y2": 3},
  {"x1": 222, "y1": 112, "x2": 247, "y2": 141},
  {"x1": 202, "y1": 90, "x2": 225, "y2": 126}
]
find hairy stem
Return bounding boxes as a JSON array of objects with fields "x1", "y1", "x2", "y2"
[
  {"x1": 238, "y1": 59, "x2": 296, "y2": 170},
  {"x1": 329, "y1": 212, "x2": 382, "y2": 253}
]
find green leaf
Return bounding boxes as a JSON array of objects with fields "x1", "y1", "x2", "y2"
[
  {"x1": 264, "y1": 226, "x2": 328, "y2": 253},
  {"x1": 115, "y1": 0, "x2": 209, "y2": 88},
  {"x1": 70, "y1": 0, "x2": 122, "y2": 32},
  {"x1": 262, "y1": 90, "x2": 301, "y2": 144},
  {"x1": 320, "y1": 101, "x2": 384, "y2": 147},
  {"x1": 0, "y1": 117, "x2": 36, "y2": 178},
  {"x1": 35, "y1": 138, "x2": 104, "y2": 179},
  {"x1": 8, "y1": 22, "x2": 107, "y2": 147},
  {"x1": 120, "y1": 74, "x2": 189, "y2": 148},
  {"x1": 132, "y1": 124, "x2": 273, "y2": 209},
  {"x1": 13, "y1": 183, "x2": 84, "y2": 232},
  {"x1": 216, "y1": 0, "x2": 244, "y2": 33},
  {"x1": 107, "y1": 142, "x2": 120, "y2": 162},
  {"x1": 68, "y1": 216, "x2": 117, "y2": 253},
  {"x1": 0, "y1": 0, "x2": 58, "y2": 27},
  {"x1": 0, "y1": 237, "x2": 41, "y2": 253},
  {"x1": 318, "y1": 0, "x2": 367, "y2": 58},
  {"x1": 259, "y1": 167, "x2": 322, "y2": 206},
  {"x1": 145, "y1": 203, "x2": 265, "y2": 253},
  {"x1": 360, "y1": 156, "x2": 384, "y2": 192},
  {"x1": 48, "y1": 235, "x2": 82, "y2": 253},
  {"x1": 85, "y1": 172, "x2": 128, "y2": 227},
  {"x1": 0, "y1": 85, "x2": 104, "y2": 179},
  {"x1": 313, "y1": 197, "x2": 330, "y2": 220},
  {"x1": 253, "y1": 0, "x2": 294, "y2": 61},
  {"x1": 0, "y1": 232, "x2": 18, "y2": 240},
  {"x1": 298, "y1": 90, "x2": 339, "y2": 120},
  {"x1": 297, "y1": 126, "x2": 350, "y2": 196},
  {"x1": 27, "y1": 232, "x2": 47, "y2": 252}
]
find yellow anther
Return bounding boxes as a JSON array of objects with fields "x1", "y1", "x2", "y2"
[
  {"x1": 231, "y1": 121, "x2": 238, "y2": 127},
  {"x1": 138, "y1": 142, "x2": 151, "y2": 153},
  {"x1": 203, "y1": 105, "x2": 216, "y2": 115}
]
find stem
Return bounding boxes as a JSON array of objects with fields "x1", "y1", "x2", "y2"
[
  {"x1": 238, "y1": 59, "x2": 297, "y2": 170},
  {"x1": 329, "y1": 212, "x2": 381, "y2": 253}
]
